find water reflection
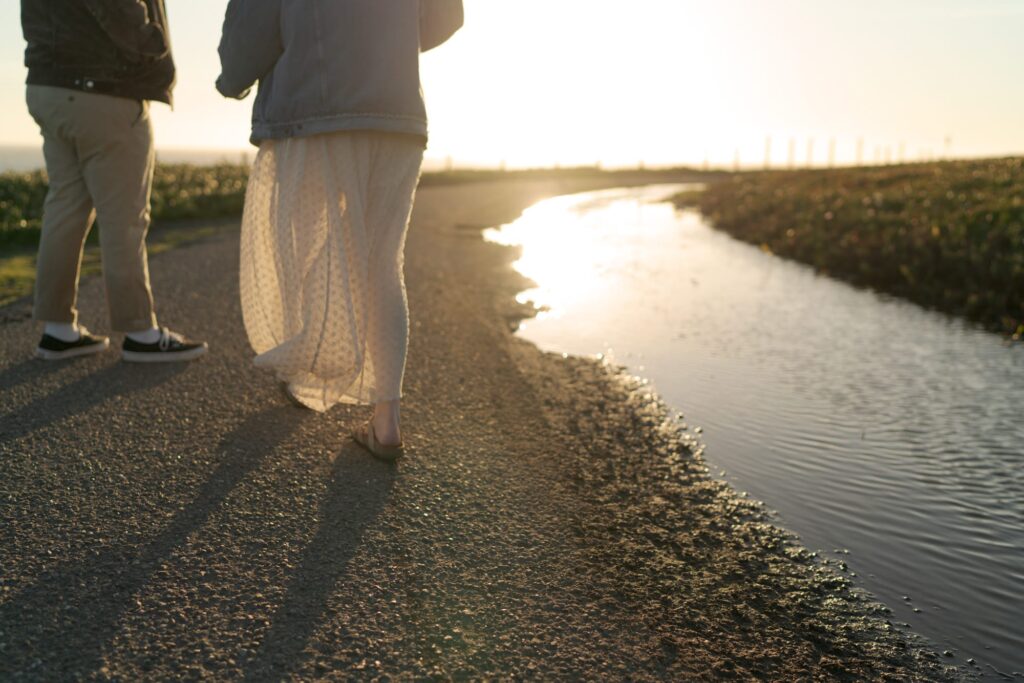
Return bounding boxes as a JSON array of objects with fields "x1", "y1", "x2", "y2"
[
  {"x1": 484, "y1": 190, "x2": 675, "y2": 321},
  {"x1": 486, "y1": 185, "x2": 1024, "y2": 675}
]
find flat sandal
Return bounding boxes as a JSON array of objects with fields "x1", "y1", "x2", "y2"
[{"x1": 352, "y1": 422, "x2": 404, "y2": 462}]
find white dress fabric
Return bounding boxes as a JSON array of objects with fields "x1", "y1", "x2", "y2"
[{"x1": 240, "y1": 132, "x2": 424, "y2": 412}]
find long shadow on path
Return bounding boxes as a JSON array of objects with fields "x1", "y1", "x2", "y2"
[
  {"x1": 0, "y1": 360, "x2": 186, "y2": 443},
  {"x1": 0, "y1": 405, "x2": 310, "y2": 681},
  {"x1": 0, "y1": 356, "x2": 68, "y2": 395},
  {"x1": 242, "y1": 445, "x2": 396, "y2": 681}
]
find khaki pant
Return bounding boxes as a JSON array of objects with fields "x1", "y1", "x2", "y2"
[{"x1": 26, "y1": 85, "x2": 157, "y2": 332}]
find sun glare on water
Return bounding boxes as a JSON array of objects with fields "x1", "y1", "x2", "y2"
[
  {"x1": 484, "y1": 185, "x2": 695, "y2": 324},
  {"x1": 485, "y1": 195, "x2": 619, "y2": 319}
]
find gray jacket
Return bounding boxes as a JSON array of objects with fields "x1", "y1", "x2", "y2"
[{"x1": 216, "y1": 0, "x2": 463, "y2": 144}]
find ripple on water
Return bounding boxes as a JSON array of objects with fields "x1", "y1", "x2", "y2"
[{"x1": 487, "y1": 185, "x2": 1024, "y2": 672}]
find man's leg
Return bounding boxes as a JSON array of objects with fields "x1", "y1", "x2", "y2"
[
  {"x1": 26, "y1": 86, "x2": 98, "y2": 329},
  {"x1": 75, "y1": 91, "x2": 207, "y2": 361},
  {"x1": 76, "y1": 94, "x2": 157, "y2": 333}
]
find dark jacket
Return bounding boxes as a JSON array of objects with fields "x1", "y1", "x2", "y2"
[
  {"x1": 21, "y1": 0, "x2": 176, "y2": 105},
  {"x1": 217, "y1": 0, "x2": 463, "y2": 144}
]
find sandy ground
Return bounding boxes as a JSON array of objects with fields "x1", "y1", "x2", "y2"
[{"x1": 0, "y1": 176, "x2": 966, "y2": 680}]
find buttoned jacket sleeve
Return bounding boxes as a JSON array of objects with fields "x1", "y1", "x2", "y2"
[{"x1": 216, "y1": 0, "x2": 283, "y2": 99}]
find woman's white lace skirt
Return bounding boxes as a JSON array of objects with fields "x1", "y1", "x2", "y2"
[{"x1": 240, "y1": 132, "x2": 423, "y2": 412}]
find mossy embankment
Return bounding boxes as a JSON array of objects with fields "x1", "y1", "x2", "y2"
[{"x1": 675, "y1": 158, "x2": 1024, "y2": 336}]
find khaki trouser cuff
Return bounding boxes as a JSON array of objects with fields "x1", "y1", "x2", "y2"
[
  {"x1": 32, "y1": 309, "x2": 77, "y2": 326},
  {"x1": 112, "y1": 314, "x2": 159, "y2": 334}
]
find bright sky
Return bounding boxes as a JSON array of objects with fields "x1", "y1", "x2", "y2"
[{"x1": 1, "y1": 0, "x2": 1022, "y2": 168}]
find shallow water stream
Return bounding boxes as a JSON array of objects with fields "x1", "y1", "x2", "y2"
[{"x1": 486, "y1": 185, "x2": 1024, "y2": 677}]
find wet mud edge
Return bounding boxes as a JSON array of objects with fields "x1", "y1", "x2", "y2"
[{"x1": 482, "y1": 188, "x2": 970, "y2": 681}]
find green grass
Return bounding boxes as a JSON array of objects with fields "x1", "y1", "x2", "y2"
[
  {"x1": 149, "y1": 164, "x2": 249, "y2": 222},
  {"x1": 675, "y1": 158, "x2": 1024, "y2": 336},
  {"x1": 0, "y1": 163, "x2": 250, "y2": 250},
  {"x1": 0, "y1": 163, "x2": 251, "y2": 305},
  {"x1": 0, "y1": 222, "x2": 230, "y2": 307},
  {"x1": 0, "y1": 170, "x2": 49, "y2": 248},
  {"x1": 0, "y1": 253, "x2": 37, "y2": 307}
]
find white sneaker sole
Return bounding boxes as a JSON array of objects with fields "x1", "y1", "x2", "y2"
[
  {"x1": 122, "y1": 343, "x2": 209, "y2": 363},
  {"x1": 35, "y1": 339, "x2": 110, "y2": 361}
]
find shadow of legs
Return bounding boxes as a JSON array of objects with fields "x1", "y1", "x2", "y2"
[
  {"x1": 0, "y1": 405, "x2": 309, "y2": 680},
  {"x1": 0, "y1": 361, "x2": 187, "y2": 442},
  {"x1": 0, "y1": 357, "x2": 68, "y2": 395},
  {"x1": 242, "y1": 444, "x2": 397, "y2": 680}
]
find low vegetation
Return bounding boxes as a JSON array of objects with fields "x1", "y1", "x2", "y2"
[
  {"x1": 150, "y1": 164, "x2": 250, "y2": 223},
  {"x1": 0, "y1": 164, "x2": 250, "y2": 249},
  {"x1": 676, "y1": 158, "x2": 1024, "y2": 335},
  {"x1": 0, "y1": 170, "x2": 48, "y2": 248},
  {"x1": 2, "y1": 163, "x2": 706, "y2": 248},
  {"x1": 6, "y1": 158, "x2": 1022, "y2": 334}
]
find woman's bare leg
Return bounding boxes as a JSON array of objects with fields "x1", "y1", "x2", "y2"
[{"x1": 362, "y1": 133, "x2": 423, "y2": 449}]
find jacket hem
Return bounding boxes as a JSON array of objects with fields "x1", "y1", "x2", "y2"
[
  {"x1": 27, "y1": 68, "x2": 172, "y2": 106},
  {"x1": 249, "y1": 114, "x2": 428, "y2": 146}
]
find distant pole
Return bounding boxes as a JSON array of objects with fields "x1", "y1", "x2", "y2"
[
  {"x1": 764, "y1": 136, "x2": 772, "y2": 170},
  {"x1": 445, "y1": 155, "x2": 454, "y2": 172},
  {"x1": 806, "y1": 138, "x2": 815, "y2": 168},
  {"x1": 499, "y1": 159, "x2": 507, "y2": 172},
  {"x1": 898, "y1": 141, "x2": 906, "y2": 164},
  {"x1": 944, "y1": 135, "x2": 952, "y2": 160},
  {"x1": 787, "y1": 137, "x2": 796, "y2": 169},
  {"x1": 828, "y1": 138, "x2": 836, "y2": 168},
  {"x1": 856, "y1": 138, "x2": 864, "y2": 166}
]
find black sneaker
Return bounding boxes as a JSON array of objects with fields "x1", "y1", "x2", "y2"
[
  {"x1": 35, "y1": 327, "x2": 110, "y2": 360},
  {"x1": 122, "y1": 327, "x2": 208, "y2": 363}
]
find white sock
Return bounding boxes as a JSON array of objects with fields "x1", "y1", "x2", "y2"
[
  {"x1": 44, "y1": 321, "x2": 79, "y2": 342},
  {"x1": 126, "y1": 327, "x2": 161, "y2": 344}
]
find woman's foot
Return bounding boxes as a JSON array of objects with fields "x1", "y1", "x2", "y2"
[
  {"x1": 352, "y1": 399, "x2": 403, "y2": 461},
  {"x1": 371, "y1": 399, "x2": 402, "y2": 447},
  {"x1": 352, "y1": 421, "x2": 404, "y2": 461}
]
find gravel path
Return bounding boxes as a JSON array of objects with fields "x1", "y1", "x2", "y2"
[{"x1": 0, "y1": 178, "x2": 965, "y2": 680}]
